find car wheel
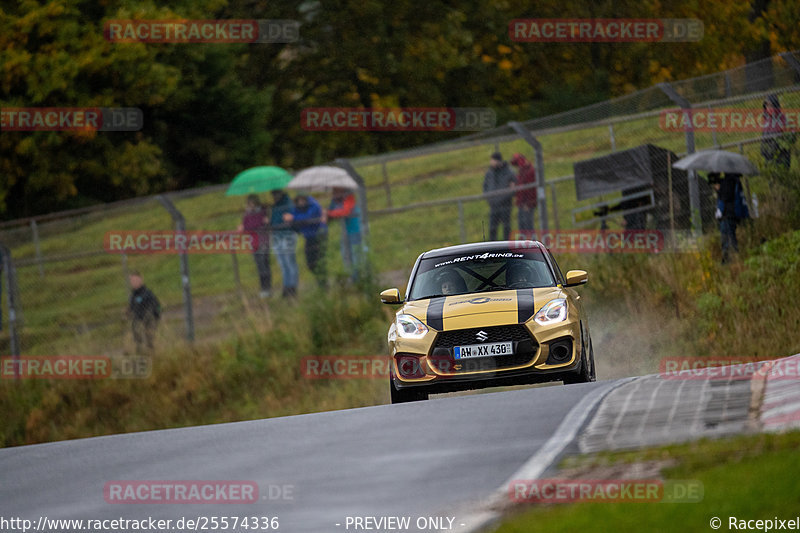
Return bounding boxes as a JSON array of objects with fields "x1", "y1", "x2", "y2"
[
  {"x1": 587, "y1": 337, "x2": 597, "y2": 381},
  {"x1": 390, "y1": 379, "x2": 429, "y2": 403},
  {"x1": 562, "y1": 330, "x2": 595, "y2": 385}
]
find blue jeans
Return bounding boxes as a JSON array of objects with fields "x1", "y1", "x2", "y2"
[
  {"x1": 252, "y1": 247, "x2": 272, "y2": 292},
  {"x1": 271, "y1": 232, "x2": 298, "y2": 289},
  {"x1": 340, "y1": 228, "x2": 363, "y2": 279}
]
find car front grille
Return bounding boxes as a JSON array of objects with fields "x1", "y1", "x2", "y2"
[
  {"x1": 430, "y1": 324, "x2": 537, "y2": 373},
  {"x1": 434, "y1": 324, "x2": 533, "y2": 348}
]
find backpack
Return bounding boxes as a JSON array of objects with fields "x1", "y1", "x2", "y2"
[
  {"x1": 716, "y1": 179, "x2": 750, "y2": 221},
  {"x1": 734, "y1": 181, "x2": 750, "y2": 221}
]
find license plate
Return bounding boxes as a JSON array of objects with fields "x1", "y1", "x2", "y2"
[{"x1": 454, "y1": 342, "x2": 513, "y2": 359}]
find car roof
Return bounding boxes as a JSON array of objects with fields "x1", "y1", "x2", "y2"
[{"x1": 420, "y1": 240, "x2": 547, "y2": 259}]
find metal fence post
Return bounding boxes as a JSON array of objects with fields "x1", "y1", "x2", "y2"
[
  {"x1": 231, "y1": 250, "x2": 243, "y2": 297},
  {"x1": 508, "y1": 121, "x2": 548, "y2": 230},
  {"x1": 550, "y1": 183, "x2": 560, "y2": 230},
  {"x1": 30, "y1": 220, "x2": 44, "y2": 278},
  {"x1": 381, "y1": 161, "x2": 392, "y2": 208},
  {"x1": 155, "y1": 195, "x2": 195, "y2": 343},
  {"x1": 709, "y1": 106, "x2": 718, "y2": 147},
  {"x1": 779, "y1": 52, "x2": 800, "y2": 77},
  {"x1": 0, "y1": 244, "x2": 21, "y2": 358},
  {"x1": 608, "y1": 124, "x2": 616, "y2": 151},
  {"x1": 658, "y1": 82, "x2": 701, "y2": 236},
  {"x1": 335, "y1": 158, "x2": 369, "y2": 242}
]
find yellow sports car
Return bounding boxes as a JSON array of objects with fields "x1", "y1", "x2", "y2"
[{"x1": 381, "y1": 240, "x2": 595, "y2": 403}]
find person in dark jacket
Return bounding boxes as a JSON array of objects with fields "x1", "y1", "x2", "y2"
[
  {"x1": 238, "y1": 194, "x2": 272, "y2": 298},
  {"x1": 483, "y1": 152, "x2": 516, "y2": 240},
  {"x1": 270, "y1": 189, "x2": 299, "y2": 298},
  {"x1": 127, "y1": 271, "x2": 161, "y2": 354},
  {"x1": 761, "y1": 94, "x2": 791, "y2": 170},
  {"x1": 713, "y1": 172, "x2": 743, "y2": 263},
  {"x1": 284, "y1": 194, "x2": 328, "y2": 288},
  {"x1": 510, "y1": 153, "x2": 537, "y2": 233}
]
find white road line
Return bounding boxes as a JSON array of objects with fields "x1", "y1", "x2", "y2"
[
  {"x1": 690, "y1": 379, "x2": 710, "y2": 435},
  {"x1": 635, "y1": 377, "x2": 666, "y2": 442},
  {"x1": 762, "y1": 400, "x2": 800, "y2": 419},
  {"x1": 664, "y1": 378, "x2": 688, "y2": 432},
  {"x1": 606, "y1": 377, "x2": 642, "y2": 447},
  {"x1": 460, "y1": 376, "x2": 638, "y2": 533},
  {"x1": 514, "y1": 378, "x2": 640, "y2": 483},
  {"x1": 456, "y1": 355, "x2": 800, "y2": 532}
]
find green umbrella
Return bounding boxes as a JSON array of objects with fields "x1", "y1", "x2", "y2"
[{"x1": 226, "y1": 166, "x2": 293, "y2": 196}]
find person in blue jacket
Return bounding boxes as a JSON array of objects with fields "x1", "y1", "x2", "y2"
[
  {"x1": 284, "y1": 193, "x2": 328, "y2": 288},
  {"x1": 270, "y1": 189, "x2": 299, "y2": 298}
]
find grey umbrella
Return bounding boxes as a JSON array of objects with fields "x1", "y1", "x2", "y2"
[
  {"x1": 287, "y1": 166, "x2": 359, "y2": 191},
  {"x1": 673, "y1": 150, "x2": 759, "y2": 175}
]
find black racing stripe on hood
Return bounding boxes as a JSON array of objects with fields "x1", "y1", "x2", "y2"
[
  {"x1": 517, "y1": 289, "x2": 536, "y2": 323},
  {"x1": 426, "y1": 297, "x2": 445, "y2": 331}
]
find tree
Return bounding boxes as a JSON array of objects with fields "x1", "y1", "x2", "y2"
[{"x1": 0, "y1": 0, "x2": 270, "y2": 218}]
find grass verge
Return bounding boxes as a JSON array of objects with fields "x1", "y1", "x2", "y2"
[
  {"x1": 0, "y1": 282, "x2": 393, "y2": 446},
  {"x1": 496, "y1": 430, "x2": 800, "y2": 533}
]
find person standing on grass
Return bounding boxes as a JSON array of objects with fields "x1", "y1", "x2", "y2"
[
  {"x1": 284, "y1": 194, "x2": 328, "y2": 289},
  {"x1": 510, "y1": 153, "x2": 537, "y2": 236},
  {"x1": 326, "y1": 187, "x2": 363, "y2": 281},
  {"x1": 127, "y1": 271, "x2": 161, "y2": 354},
  {"x1": 238, "y1": 194, "x2": 272, "y2": 298},
  {"x1": 270, "y1": 189, "x2": 299, "y2": 298},
  {"x1": 483, "y1": 152, "x2": 516, "y2": 241},
  {"x1": 761, "y1": 94, "x2": 791, "y2": 170},
  {"x1": 712, "y1": 172, "x2": 748, "y2": 264}
]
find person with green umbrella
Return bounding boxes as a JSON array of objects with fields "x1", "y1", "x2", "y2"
[
  {"x1": 226, "y1": 166, "x2": 293, "y2": 196},
  {"x1": 227, "y1": 166, "x2": 298, "y2": 298}
]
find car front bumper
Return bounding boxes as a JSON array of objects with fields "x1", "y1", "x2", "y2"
[{"x1": 390, "y1": 317, "x2": 584, "y2": 393}]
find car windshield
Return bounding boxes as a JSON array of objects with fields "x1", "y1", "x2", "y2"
[{"x1": 408, "y1": 248, "x2": 556, "y2": 300}]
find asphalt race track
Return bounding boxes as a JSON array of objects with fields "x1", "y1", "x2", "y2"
[
  {"x1": 3, "y1": 355, "x2": 793, "y2": 533},
  {"x1": 0, "y1": 382, "x2": 612, "y2": 533}
]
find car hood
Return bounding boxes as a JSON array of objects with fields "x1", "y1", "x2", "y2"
[{"x1": 401, "y1": 288, "x2": 563, "y2": 331}]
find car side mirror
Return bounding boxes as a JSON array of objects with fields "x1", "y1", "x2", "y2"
[
  {"x1": 380, "y1": 288, "x2": 403, "y2": 304},
  {"x1": 564, "y1": 270, "x2": 588, "y2": 287}
]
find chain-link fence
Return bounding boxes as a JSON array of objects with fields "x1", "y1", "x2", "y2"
[
  {"x1": 2, "y1": 50, "x2": 799, "y2": 357},
  {"x1": 353, "y1": 51, "x2": 800, "y2": 243}
]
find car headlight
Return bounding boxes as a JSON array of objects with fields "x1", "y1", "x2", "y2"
[
  {"x1": 534, "y1": 298, "x2": 568, "y2": 325},
  {"x1": 396, "y1": 314, "x2": 428, "y2": 338}
]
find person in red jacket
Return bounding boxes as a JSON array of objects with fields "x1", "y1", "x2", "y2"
[
  {"x1": 510, "y1": 153, "x2": 537, "y2": 234},
  {"x1": 761, "y1": 94, "x2": 791, "y2": 169},
  {"x1": 237, "y1": 194, "x2": 271, "y2": 298},
  {"x1": 326, "y1": 187, "x2": 363, "y2": 280}
]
